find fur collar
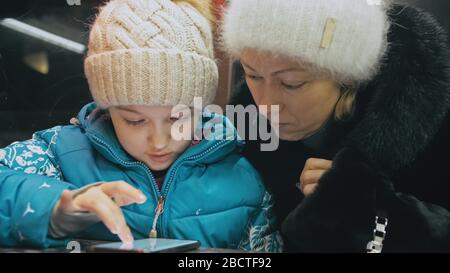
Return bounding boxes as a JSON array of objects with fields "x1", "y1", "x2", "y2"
[{"x1": 345, "y1": 5, "x2": 450, "y2": 171}]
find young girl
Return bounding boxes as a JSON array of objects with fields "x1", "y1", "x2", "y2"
[{"x1": 0, "y1": 0, "x2": 283, "y2": 252}]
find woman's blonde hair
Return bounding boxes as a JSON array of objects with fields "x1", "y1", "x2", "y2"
[
  {"x1": 298, "y1": 60, "x2": 358, "y2": 121},
  {"x1": 335, "y1": 83, "x2": 357, "y2": 120}
]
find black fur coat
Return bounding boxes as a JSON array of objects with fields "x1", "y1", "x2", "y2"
[{"x1": 228, "y1": 5, "x2": 450, "y2": 252}]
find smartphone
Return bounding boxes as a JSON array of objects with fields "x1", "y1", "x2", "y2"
[{"x1": 87, "y1": 238, "x2": 201, "y2": 253}]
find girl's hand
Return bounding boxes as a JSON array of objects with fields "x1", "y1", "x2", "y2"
[
  {"x1": 56, "y1": 181, "x2": 147, "y2": 244},
  {"x1": 300, "y1": 158, "x2": 332, "y2": 197}
]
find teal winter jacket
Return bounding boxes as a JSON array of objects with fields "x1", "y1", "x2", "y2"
[{"x1": 0, "y1": 103, "x2": 283, "y2": 251}]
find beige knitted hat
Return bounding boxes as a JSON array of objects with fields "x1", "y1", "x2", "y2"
[{"x1": 84, "y1": 0, "x2": 218, "y2": 108}]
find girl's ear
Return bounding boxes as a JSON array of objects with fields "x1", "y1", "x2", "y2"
[
  {"x1": 106, "y1": 106, "x2": 115, "y2": 115},
  {"x1": 99, "y1": 107, "x2": 112, "y2": 121},
  {"x1": 105, "y1": 109, "x2": 112, "y2": 119}
]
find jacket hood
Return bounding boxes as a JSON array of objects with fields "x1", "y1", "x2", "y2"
[{"x1": 76, "y1": 102, "x2": 244, "y2": 166}]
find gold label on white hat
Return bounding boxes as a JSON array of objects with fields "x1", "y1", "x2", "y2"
[{"x1": 320, "y1": 18, "x2": 337, "y2": 49}]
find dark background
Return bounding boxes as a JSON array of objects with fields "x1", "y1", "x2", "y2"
[
  {"x1": 0, "y1": 0, "x2": 449, "y2": 147},
  {"x1": 0, "y1": 0, "x2": 105, "y2": 146}
]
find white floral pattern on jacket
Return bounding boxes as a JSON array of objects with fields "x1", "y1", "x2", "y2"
[
  {"x1": 238, "y1": 192, "x2": 284, "y2": 252},
  {"x1": 0, "y1": 127, "x2": 63, "y2": 179}
]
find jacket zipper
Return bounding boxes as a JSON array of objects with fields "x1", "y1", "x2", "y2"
[
  {"x1": 149, "y1": 196, "x2": 165, "y2": 238},
  {"x1": 91, "y1": 134, "x2": 230, "y2": 239},
  {"x1": 90, "y1": 135, "x2": 160, "y2": 197},
  {"x1": 157, "y1": 140, "x2": 228, "y2": 238},
  {"x1": 90, "y1": 135, "x2": 163, "y2": 238}
]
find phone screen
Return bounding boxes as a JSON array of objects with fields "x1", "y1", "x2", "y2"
[{"x1": 88, "y1": 238, "x2": 200, "y2": 253}]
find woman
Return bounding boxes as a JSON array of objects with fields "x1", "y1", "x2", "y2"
[{"x1": 222, "y1": 0, "x2": 450, "y2": 252}]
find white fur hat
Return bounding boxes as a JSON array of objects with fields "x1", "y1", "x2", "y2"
[
  {"x1": 85, "y1": 0, "x2": 218, "y2": 108},
  {"x1": 222, "y1": 0, "x2": 390, "y2": 82}
]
